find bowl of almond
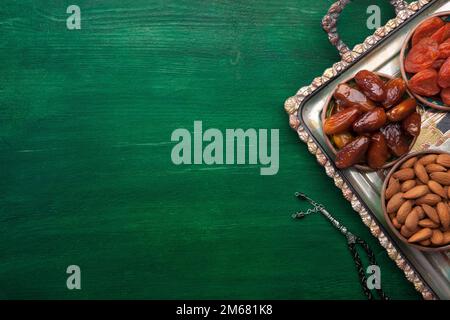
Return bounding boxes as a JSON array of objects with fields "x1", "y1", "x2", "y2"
[{"x1": 382, "y1": 150, "x2": 450, "y2": 251}]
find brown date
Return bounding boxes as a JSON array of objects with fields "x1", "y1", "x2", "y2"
[
  {"x1": 335, "y1": 136, "x2": 370, "y2": 169},
  {"x1": 383, "y1": 78, "x2": 406, "y2": 108},
  {"x1": 352, "y1": 107, "x2": 387, "y2": 133},
  {"x1": 386, "y1": 98, "x2": 417, "y2": 122},
  {"x1": 367, "y1": 133, "x2": 390, "y2": 169},
  {"x1": 408, "y1": 69, "x2": 440, "y2": 97},
  {"x1": 438, "y1": 57, "x2": 450, "y2": 88},
  {"x1": 402, "y1": 112, "x2": 421, "y2": 137},
  {"x1": 412, "y1": 17, "x2": 445, "y2": 46},
  {"x1": 334, "y1": 99, "x2": 346, "y2": 113},
  {"x1": 381, "y1": 123, "x2": 410, "y2": 157},
  {"x1": 332, "y1": 132, "x2": 354, "y2": 150},
  {"x1": 324, "y1": 106, "x2": 361, "y2": 135},
  {"x1": 405, "y1": 38, "x2": 439, "y2": 74},
  {"x1": 333, "y1": 84, "x2": 376, "y2": 112},
  {"x1": 354, "y1": 70, "x2": 386, "y2": 102}
]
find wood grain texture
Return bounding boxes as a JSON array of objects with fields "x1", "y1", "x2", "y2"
[{"x1": 0, "y1": 0, "x2": 420, "y2": 299}]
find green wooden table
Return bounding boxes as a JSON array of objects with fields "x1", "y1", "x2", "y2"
[{"x1": 0, "y1": 0, "x2": 421, "y2": 299}]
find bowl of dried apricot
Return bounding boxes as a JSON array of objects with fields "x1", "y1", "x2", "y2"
[
  {"x1": 382, "y1": 150, "x2": 450, "y2": 252},
  {"x1": 400, "y1": 12, "x2": 450, "y2": 111},
  {"x1": 322, "y1": 70, "x2": 420, "y2": 171}
]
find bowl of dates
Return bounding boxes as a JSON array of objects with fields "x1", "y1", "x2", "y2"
[
  {"x1": 400, "y1": 12, "x2": 450, "y2": 111},
  {"x1": 381, "y1": 150, "x2": 450, "y2": 252},
  {"x1": 322, "y1": 70, "x2": 420, "y2": 171}
]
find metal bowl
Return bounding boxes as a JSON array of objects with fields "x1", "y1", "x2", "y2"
[
  {"x1": 321, "y1": 72, "x2": 418, "y2": 171},
  {"x1": 381, "y1": 150, "x2": 450, "y2": 252},
  {"x1": 400, "y1": 11, "x2": 450, "y2": 112}
]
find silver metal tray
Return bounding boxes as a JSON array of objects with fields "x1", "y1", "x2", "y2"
[{"x1": 285, "y1": 0, "x2": 450, "y2": 299}]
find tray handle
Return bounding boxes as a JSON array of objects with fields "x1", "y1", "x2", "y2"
[{"x1": 322, "y1": 0, "x2": 408, "y2": 58}]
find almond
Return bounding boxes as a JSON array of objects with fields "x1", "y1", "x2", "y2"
[
  {"x1": 401, "y1": 180, "x2": 416, "y2": 193},
  {"x1": 386, "y1": 192, "x2": 405, "y2": 214},
  {"x1": 403, "y1": 185, "x2": 429, "y2": 199},
  {"x1": 393, "y1": 168, "x2": 415, "y2": 181},
  {"x1": 431, "y1": 229, "x2": 444, "y2": 246},
  {"x1": 396, "y1": 200, "x2": 413, "y2": 224},
  {"x1": 421, "y1": 204, "x2": 440, "y2": 224},
  {"x1": 414, "y1": 162, "x2": 429, "y2": 184},
  {"x1": 415, "y1": 193, "x2": 441, "y2": 206},
  {"x1": 392, "y1": 217, "x2": 401, "y2": 229},
  {"x1": 414, "y1": 206, "x2": 425, "y2": 219},
  {"x1": 418, "y1": 218, "x2": 439, "y2": 228},
  {"x1": 401, "y1": 156, "x2": 417, "y2": 169},
  {"x1": 385, "y1": 178, "x2": 400, "y2": 200},
  {"x1": 428, "y1": 180, "x2": 447, "y2": 198},
  {"x1": 405, "y1": 209, "x2": 419, "y2": 231},
  {"x1": 425, "y1": 163, "x2": 446, "y2": 173},
  {"x1": 419, "y1": 154, "x2": 437, "y2": 165},
  {"x1": 437, "y1": 202, "x2": 450, "y2": 229},
  {"x1": 401, "y1": 225, "x2": 415, "y2": 238},
  {"x1": 443, "y1": 231, "x2": 450, "y2": 245},
  {"x1": 419, "y1": 239, "x2": 431, "y2": 246},
  {"x1": 408, "y1": 228, "x2": 432, "y2": 243},
  {"x1": 415, "y1": 178, "x2": 425, "y2": 186},
  {"x1": 430, "y1": 172, "x2": 450, "y2": 186},
  {"x1": 436, "y1": 154, "x2": 450, "y2": 168}
]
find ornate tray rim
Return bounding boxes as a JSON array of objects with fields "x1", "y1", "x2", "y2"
[{"x1": 284, "y1": 0, "x2": 439, "y2": 300}]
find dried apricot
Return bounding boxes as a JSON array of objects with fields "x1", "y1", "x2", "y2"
[
  {"x1": 431, "y1": 23, "x2": 450, "y2": 44},
  {"x1": 408, "y1": 68, "x2": 440, "y2": 96},
  {"x1": 441, "y1": 87, "x2": 450, "y2": 105},
  {"x1": 438, "y1": 38, "x2": 450, "y2": 59},
  {"x1": 405, "y1": 38, "x2": 439, "y2": 73},
  {"x1": 438, "y1": 57, "x2": 450, "y2": 88},
  {"x1": 433, "y1": 58, "x2": 446, "y2": 69},
  {"x1": 412, "y1": 17, "x2": 445, "y2": 46}
]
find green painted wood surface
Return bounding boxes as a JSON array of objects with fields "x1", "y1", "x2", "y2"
[{"x1": 0, "y1": 0, "x2": 421, "y2": 299}]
